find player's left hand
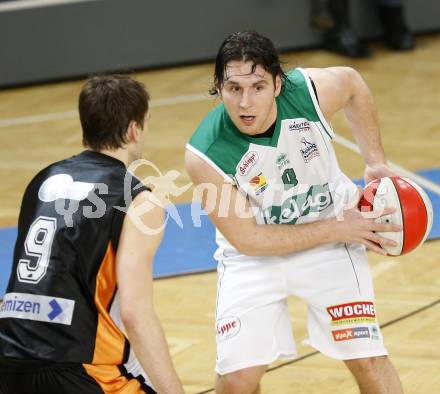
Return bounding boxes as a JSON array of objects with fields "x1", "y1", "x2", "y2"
[{"x1": 364, "y1": 163, "x2": 397, "y2": 185}]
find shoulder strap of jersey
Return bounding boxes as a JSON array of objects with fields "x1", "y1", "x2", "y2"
[{"x1": 294, "y1": 68, "x2": 335, "y2": 140}]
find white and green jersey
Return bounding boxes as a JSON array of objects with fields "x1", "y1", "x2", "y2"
[{"x1": 187, "y1": 68, "x2": 355, "y2": 258}]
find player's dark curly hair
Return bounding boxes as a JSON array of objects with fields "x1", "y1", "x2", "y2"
[
  {"x1": 79, "y1": 74, "x2": 150, "y2": 151},
  {"x1": 210, "y1": 31, "x2": 286, "y2": 95}
]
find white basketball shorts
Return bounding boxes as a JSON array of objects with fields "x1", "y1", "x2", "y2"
[{"x1": 215, "y1": 242, "x2": 388, "y2": 375}]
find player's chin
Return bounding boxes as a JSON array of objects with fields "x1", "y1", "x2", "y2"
[{"x1": 236, "y1": 123, "x2": 261, "y2": 136}]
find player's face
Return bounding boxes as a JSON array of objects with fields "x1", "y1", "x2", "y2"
[{"x1": 220, "y1": 61, "x2": 281, "y2": 136}]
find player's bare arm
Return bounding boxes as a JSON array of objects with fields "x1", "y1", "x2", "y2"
[
  {"x1": 116, "y1": 191, "x2": 184, "y2": 394},
  {"x1": 306, "y1": 67, "x2": 396, "y2": 183},
  {"x1": 185, "y1": 150, "x2": 401, "y2": 256}
]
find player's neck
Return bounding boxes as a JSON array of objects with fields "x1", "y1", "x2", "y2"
[{"x1": 96, "y1": 148, "x2": 130, "y2": 167}]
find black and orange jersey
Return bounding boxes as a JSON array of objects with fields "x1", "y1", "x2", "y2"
[{"x1": 0, "y1": 150, "x2": 154, "y2": 392}]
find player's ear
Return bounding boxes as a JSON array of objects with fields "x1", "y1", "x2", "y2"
[
  {"x1": 274, "y1": 74, "x2": 282, "y2": 97},
  {"x1": 127, "y1": 120, "x2": 142, "y2": 142}
]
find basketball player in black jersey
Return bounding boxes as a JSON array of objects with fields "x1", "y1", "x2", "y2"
[{"x1": 0, "y1": 75, "x2": 184, "y2": 394}]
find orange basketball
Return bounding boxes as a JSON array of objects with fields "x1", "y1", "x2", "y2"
[{"x1": 359, "y1": 176, "x2": 433, "y2": 256}]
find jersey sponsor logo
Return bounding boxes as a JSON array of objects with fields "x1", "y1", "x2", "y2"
[
  {"x1": 216, "y1": 316, "x2": 241, "y2": 341},
  {"x1": 38, "y1": 174, "x2": 94, "y2": 202},
  {"x1": 38, "y1": 174, "x2": 109, "y2": 227},
  {"x1": 288, "y1": 118, "x2": 311, "y2": 132},
  {"x1": 237, "y1": 151, "x2": 259, "y2": 176},
  {"x1": 276, "y1": 153, "x2": 290, "y2": 170},
  {"x1": 0, "y1": 292, "x2": 75, "y2": 325},
  {"x1": 249, "y1": 173, "x2": 268, "y2": 196},
  {"x1": 332, "y1": 327, "x2": 370, "y2": 342},
  {"x1": 300, "y1": 137, "x2": 319, "y2": 163},
  {"x1": 327, "y1": 301, "x2": 376, "y2": 326},
  {"x1": 262, "y1": 183, "x2": 333, "y2": 224}
]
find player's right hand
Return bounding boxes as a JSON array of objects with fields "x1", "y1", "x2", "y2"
[{"x1": 335, "y1": 204, "x2": 403, "y2": 256}]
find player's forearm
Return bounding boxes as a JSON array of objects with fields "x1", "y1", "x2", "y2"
[
  {"x1": 344, "y1": 71, "x2": 387, "y2": 166},
  {"x1": 235, "y1": 217, "x2": 339, "y2": 256},
  {"x1": 123, "y1": 310, "x2": 184, "y2": 394}
]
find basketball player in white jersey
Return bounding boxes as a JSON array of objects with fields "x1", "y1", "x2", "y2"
[{"x1": 186, "y1": 31, "x2": 404, "y2": 393}]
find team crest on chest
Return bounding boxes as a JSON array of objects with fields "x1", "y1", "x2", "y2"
[{"x1": 300, "y1": 137, "x2": 320, "y2": 163}]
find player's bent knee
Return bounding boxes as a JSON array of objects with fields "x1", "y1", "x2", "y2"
[
  {"x1": 216, "y1": 366, "x2": 266, "y2": 394},
  {"x1": 216, "y1": 375, "x2": 258, "y2": 394}
]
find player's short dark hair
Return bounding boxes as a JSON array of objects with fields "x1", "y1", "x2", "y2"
[
  {"x1": 79, "y1": 74, "x2": 150, "y2": 151},
  {"x1": 210, "y1": 31, "x2": 286, "y2": 95}
]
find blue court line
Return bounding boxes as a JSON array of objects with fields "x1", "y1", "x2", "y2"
[{"x1": 1, "y1": 170, "x2": 439, "y2": 296}]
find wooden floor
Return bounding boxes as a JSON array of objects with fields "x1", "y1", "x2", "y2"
[{"x1": 1, "y1": 35, "x2": 439, "y2": 393}]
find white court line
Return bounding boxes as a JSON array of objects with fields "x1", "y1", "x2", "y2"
[
  {"x1": 334, "y1": 134, "x2": 440, "y2": 196},
  {"x1": 0, "y1": 110, "x2": 78, "y2": 128},
  {"x1": 0, "y1": 0, "x2": 98, "y2": 12},
  {"x1": 0, "y1": 93, "x2": 438, "y2": 196},
  {"x1": 0, "y1": 93, "x2": 212, "y2": 129},
  {"x1": 151, "y1": 93, "x2": 211, "y2": 107}
]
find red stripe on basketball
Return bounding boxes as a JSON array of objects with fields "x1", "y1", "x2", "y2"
[
  {"x1": 391, "y1": 177, "x2": 428, "y2": 254},
  {"x1": 358, "y1": 179, "x2": 380, "y2": 212}
]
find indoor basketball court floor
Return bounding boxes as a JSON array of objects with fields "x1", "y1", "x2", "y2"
[{"x1": 0, "y1": 34, "x2": 439, "y2": 393}]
